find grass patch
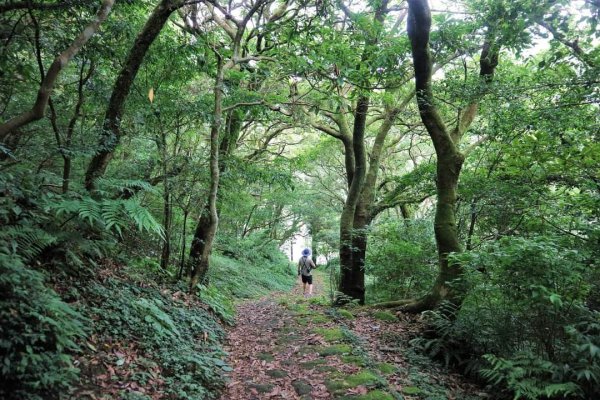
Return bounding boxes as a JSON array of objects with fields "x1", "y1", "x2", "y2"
[
  {"x1": 308, "y1": 314, "x2": 331, "y2": 323},
  {"x1": 342, "y1": 355, "x2": 366, "y2": 367},
  {"x1": 373, "y1": 311, "x2": 398, "y2": 322},
  {"x1": 346, "y1": 370, "x2": 383, "y2": 387},
  {"x1": 314, "y1": 327, "x2": 345, "y2": 342},
  {"x1": 326, "y1": 370, "x2": 383, "y2": 393},
  {"x1": 308, "y1": 295, "x2": 330, "y2": 306},
  {"x1": 288, "y1": 303, "x2": 310, "y2": 314},
  {"x1": 376, "y1": 362, "x2": 397, "y2": 375},
  {"x1": 318, "y1": 344, "x2": 353, "y2": 356},
  {"x1": 338, "y1": 309, "x2": 355, "y2": 319},
  {"x1": 402, "y1": 386, "x2": 422, "y2": 395}
]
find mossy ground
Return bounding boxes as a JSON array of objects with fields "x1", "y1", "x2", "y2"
[
  {"x1": 337, "y1": 309, "x2": 355, "y2": 319},
  {"x1": 318, "y1": 343, "x2": 353, "y2": 356},
  {"x1": 221, "y1": 270, "x2": 487, "y2": 400},
  {"x1": 372, "y1": 310, "x2": 398, "y2": 322},
  {"x1": 314, "y1": 327, "x2": 345, "y2": 342}
]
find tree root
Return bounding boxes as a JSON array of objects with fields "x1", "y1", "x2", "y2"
[{"x1": 368, "y1": 299, "x2": 415, "y2": 309}]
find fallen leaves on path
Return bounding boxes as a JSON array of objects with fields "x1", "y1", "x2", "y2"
[{"x1": 220, "y1": 275, "x2": 488, "y2": 400}]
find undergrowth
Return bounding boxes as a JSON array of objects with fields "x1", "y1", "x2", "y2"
[
  {"x1": 74, "y1": 267, "x2": 229, "y2": 399},
  {"x1": 209, "y1": 247, "x2": 295, "y2": 300},
  {"x1": 410, "y1": 237, "x2": 600, "y2": 400}
]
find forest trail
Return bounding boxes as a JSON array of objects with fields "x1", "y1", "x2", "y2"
[{"x1": 220, "y1": 271, "x2": 486, "y2": 400}]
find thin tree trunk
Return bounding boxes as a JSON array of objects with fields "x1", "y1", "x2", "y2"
[
  {"x1": 178, "y1": 209, "x2": 189, "y2": 280},
  {"x1": 349, "y1": 91, "x2": 414, "y2": 304},
  {"x1": 84, "y1": 0, "x2": 181, "y2": 191},
  {"x1": 0, "y1": 0, "x2": 114, "y2": 140},
  {"x1": 63, "y1": 60, "x2": 94, "y2": 193},
  {"x1": 466, "y1": 200, "x2": 477, "y2": 250},
  {"x1": 186, "y1": 107, "x2": 242, "y2": 278},
  {"x1": 189, "y1": 55, "x2": 224, "y2": 291},
  {"x1": 160, "y1": 129, "x2": 171, "y2": 269},
  {"x1": 160, "y1": 192, "x2": 171, "y2": 269}
]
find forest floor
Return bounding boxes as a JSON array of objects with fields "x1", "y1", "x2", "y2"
[{"x1": 219, "y1": 271, "x2": 489, "y2": 400}]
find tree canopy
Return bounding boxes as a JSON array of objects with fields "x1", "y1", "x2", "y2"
[{"x1": 1, "y1": 0, "x2": 598, "y2": 398}]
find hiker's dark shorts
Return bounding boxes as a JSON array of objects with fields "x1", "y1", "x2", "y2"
[{"x1": 301, "y1": 274, "x2": 313, "y2": 284}]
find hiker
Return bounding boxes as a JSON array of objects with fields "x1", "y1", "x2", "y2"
[{"x1": 298, "y1": 248, "x2": 317, "y2": 297}]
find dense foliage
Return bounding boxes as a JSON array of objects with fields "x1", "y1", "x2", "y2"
[{"x1": 1, "y1": 0, "x2": 598, "y2": 398}]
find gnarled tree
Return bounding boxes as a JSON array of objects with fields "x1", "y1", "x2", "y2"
[{"x1": 404, "y1": 0, "x2": 499, "y2": 312}]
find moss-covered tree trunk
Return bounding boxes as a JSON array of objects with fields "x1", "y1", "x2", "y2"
[
  {"x1": 339, "y1": 96, "x2": 369, "y2": 303},
  {"x1": 337, "y1": 0, "x2": 390, "y2": 305},
  {"x1": 404, "y1": 0, "x2": 498, "y2": 312},
  {"x1": 189, "y1": 56, "x2": 224, "y2": 291},
  {"x1": 349, "y1": 91, "x2": 413, "y2": 303},
  {"x1": 159, "y1": 128, "x2": 171, "y2": 270},
  {"x1": 187, "y1": 107, "x2": 242, "y2": 284}
]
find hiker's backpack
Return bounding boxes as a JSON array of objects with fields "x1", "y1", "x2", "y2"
[{"x1": 300, "y1": 256, "x2": 312, "y2": 276}]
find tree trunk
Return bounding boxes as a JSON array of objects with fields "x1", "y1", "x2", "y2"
[
  {"x1": 338, "y1": 96, "x2": 369, "y2": 304},
  {"x1": 160, "y1": 192, "x2": 171, "y2": 269},
  {"x1": 349, "y1": 205, "x2": 368, "y2": 303},
  {"x1": 348, "y1": 91, "x2": 412, "y2": 305},
  {"x1": 84, "y1": 0, "x2": 181, "y2": 191},
  {"x1": 404, "y1": 0, "x2": 498, "y2": 312},
  {"x1": 63, "y1": 60, "x2": 94, "y2": 193},
  {"x1": 337, "y1": 0, "x2": 389, "y2": 304},
  {"x1": 187, "y1": 107, "x2": 242, "y2": 283},
  {"x1": 466, "y1": 200, "x2": 477, "y2": 250},
  {"x1": 189, "y1": 55, "x2": 224, "y2": 291},
  {"x1": 158, "y1": 122, "x2": 171, "y2": 270},
  {"x1": 178, "y1": 209, "x2": 189, "y2": 280}
]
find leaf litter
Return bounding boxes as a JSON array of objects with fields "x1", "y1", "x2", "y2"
[{"x1": 219, "y1": 274, "x2": 488, "y2": 399}]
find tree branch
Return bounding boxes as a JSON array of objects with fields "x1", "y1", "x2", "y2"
[{"x1": 0, "y1": 0, "x2": 115, "y2": 140}]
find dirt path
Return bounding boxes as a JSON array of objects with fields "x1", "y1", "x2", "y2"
[{"x1": 220, "y1": 272, "x2": 486, "y2": 400}]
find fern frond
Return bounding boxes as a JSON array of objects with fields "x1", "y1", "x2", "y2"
[
  {"x1": 100, "y1": 200, "x2": 124, "y2": 234},
  {"x1": 77, "y1": 198, "x2": 102, "y2": 226},
  {"x1": 123, "y1": 199, "x2": 164, "y2": 239},
  {"x1": 0, "y1": 226, "x2": 56, "y2": 261}
]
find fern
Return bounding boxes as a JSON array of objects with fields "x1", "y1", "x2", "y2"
[
  {"x1": 481, "y1": 353, "x2": 584, "y2": 399},
  {"x1": 100, "y1": 200, "x2": 123, "y2": 236},
  {"x1": 0, "y1": 226, "x2": 56, "y2": 261},
  {"x1": 123, "y1": 198, "x2": 164, "y2": 238},
  {"x1": 48, "y1": 197, "x2": 163, "y2": 238},
  {"x1": 78, "y1": 197, "x2": 103, "y2": 225}
]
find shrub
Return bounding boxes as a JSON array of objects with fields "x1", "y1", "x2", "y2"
[
  {"x1": 0, "y1": 253, "x2": 86, "y2": 400},
  {"x1": 81, "y1": 274, "x2": 228, "y2": 399},
  {"x1": 413, "y1": 236, "x2": 599, "y2": 399},
  {"x1": 365, "y1": 218, "x2": 437, "y2": 303}
]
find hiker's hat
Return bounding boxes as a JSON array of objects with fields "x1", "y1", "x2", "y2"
[{"x1": 302, "y1": 248, "x2": 311, "y2": 256}]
